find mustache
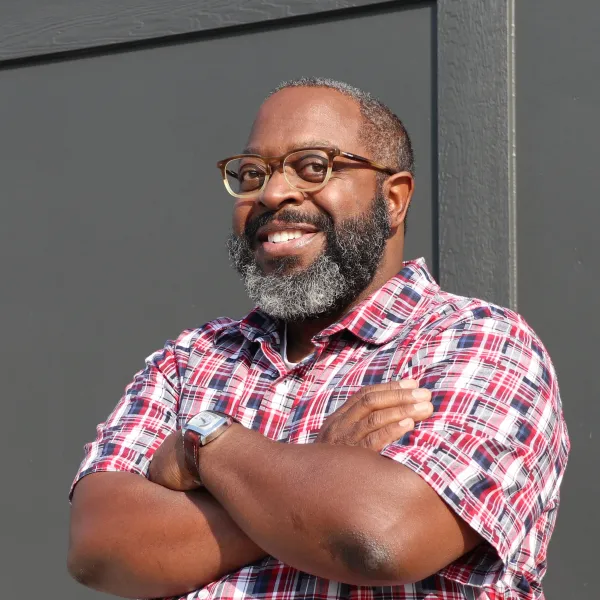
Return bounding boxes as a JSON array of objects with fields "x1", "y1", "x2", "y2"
[{"x1": 243, "y1": 210, "x2": 333, "y2": 241}]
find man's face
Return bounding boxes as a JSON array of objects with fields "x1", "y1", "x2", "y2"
[{"x1": 227, "y1": 87, "x2": 391, "y2": 321}]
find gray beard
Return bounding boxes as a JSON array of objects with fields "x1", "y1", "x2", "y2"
[
  {"x1": 233, "y1": 248, "x2": 350, "y2": 322},
  {"x1": 227, "y1": 192, "x2": 391, "y2": 322}
]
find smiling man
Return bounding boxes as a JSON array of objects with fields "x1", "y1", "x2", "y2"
[{"x1": 68, "y1": 78, "x2": 569, "y2": 600}]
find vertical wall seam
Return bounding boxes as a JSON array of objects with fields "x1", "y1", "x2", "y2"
[{"x1": 508, "y1": 0, "x2": 518, "y2": 310}]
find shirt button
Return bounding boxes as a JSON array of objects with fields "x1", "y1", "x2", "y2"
[{"x1": 198, "y1": 590, "x2": 209, "y2": 599}]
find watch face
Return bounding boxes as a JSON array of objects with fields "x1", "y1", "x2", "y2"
[
  {"x1": 185, "y1": 411, "x2": 228, "y2": 437},
  {"x1": 191, "y1": 412, "x2": 221, "y2": 428}
]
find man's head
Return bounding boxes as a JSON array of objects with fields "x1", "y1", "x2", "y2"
[{"x1": 225, "y1": 78, "x2": 415, "y2": 322}]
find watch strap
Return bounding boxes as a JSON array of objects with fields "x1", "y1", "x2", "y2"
[{"x1": 183, "y1": 429, "x2": 203, "y2": 485}]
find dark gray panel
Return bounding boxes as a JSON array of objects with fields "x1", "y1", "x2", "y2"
[
  {"x1": 1, "y1": 0, "x2": 519, "y2": 315},
  {"x1": 0, "y1": 0, "x2": 399, "y2": 62},
  {"x1": 516, "y1": 1, "x2": 600, "y2": 598},
  {"x1": 0, "y1": 4, "x2": 434, "y2": 598},
  {"x1": 437, "y1": 0, "x2": 516, "y2": 307}
]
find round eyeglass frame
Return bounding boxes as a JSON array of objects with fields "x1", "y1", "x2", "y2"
[{"x1": 216, "y1": 146, "x2": 398, "y2": 199}]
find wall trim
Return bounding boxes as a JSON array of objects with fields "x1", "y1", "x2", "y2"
[
  {"x1": 0, "y1": 0, "x2": 515, "y2": 308},
  {"x1": 0, "y1": 0, "x2": 403, "y2": 64},
  {"x1": 437, "y1": 0, "x2": 516, "y2": 307}
]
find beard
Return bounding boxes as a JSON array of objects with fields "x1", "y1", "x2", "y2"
[{"x1": 227, "y1": 190, "x2": 391, "y2": 322}]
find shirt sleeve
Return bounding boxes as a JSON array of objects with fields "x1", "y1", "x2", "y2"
[
  {"x1": 69, "y1": 332, "x2": 191, "y2": 499},
  {"x1": 382, "y1": 310, "x2": 570, "y2": 587}
]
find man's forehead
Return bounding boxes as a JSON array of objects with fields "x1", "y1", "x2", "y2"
[{"x1": 246, "y1": 87, "x2": 363, "y2": 155}]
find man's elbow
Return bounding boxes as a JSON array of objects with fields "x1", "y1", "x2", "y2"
[
  {"x1": 67, "y1": 539, "x2": 107, "y2": 590},
  {"x1": 67, "y1": 520, "x2": 119, "y2": 594},
  {"x1": 327, "y1": 530, "x2": 411, "y2": 585}
]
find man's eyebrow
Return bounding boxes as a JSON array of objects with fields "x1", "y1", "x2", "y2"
[
  {"x1": 241, "y1": 145, "x2": 262, "y2": 155},
  {"x1": 242, "y1": 140, "x2": 335, "y2": 155}
]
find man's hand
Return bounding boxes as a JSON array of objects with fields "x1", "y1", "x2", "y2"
[
  {"x1": 315, "y1": 379, "x2": 433, "y2": 451},
  {"x1": 148, "y1": 429, "x2": 199, "y2": 491}
]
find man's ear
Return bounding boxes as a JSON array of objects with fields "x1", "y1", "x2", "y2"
[{"x1": 383, "y1": 172, "x2": 415, "y2": 229}]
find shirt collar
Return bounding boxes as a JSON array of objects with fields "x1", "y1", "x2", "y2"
[
  {"x1": 219, "y1": 258, "x2": 438, "y2": 346},
  {"x1": 316, "y1": 258, "x2": 438, "y2": 345}
]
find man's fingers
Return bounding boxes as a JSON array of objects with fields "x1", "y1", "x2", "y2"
[
  {"x1": 345, "y1": 385, "x2": 431, "y2": 420},
  {"x1": 360, "y1": 418, "x2": 416, "y2": 453},
  {"x1": 354, "y1": 400, "x2": 433, "y2": 437},
  {"x1": 315, "y1": 382, "x2": 432, "y2": 447},
  {"x1": 330, "y1": 379, "x2": 419, "y2": 416}
]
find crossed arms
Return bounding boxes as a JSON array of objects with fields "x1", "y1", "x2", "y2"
[{"x1": 68, "y1": 381, "x2": 481, "y2": 599}]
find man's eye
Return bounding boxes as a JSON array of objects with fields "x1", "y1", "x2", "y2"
[
  {"x1": 239, "y1": 168, "x2": 262, "y2": 181},
  {"x1": 296, "y1": 160, "x2": 327, "y2": 180}
]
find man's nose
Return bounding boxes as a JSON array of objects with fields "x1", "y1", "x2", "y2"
[{"x1": 258, "y1": 169, "x2": 305, "y2": 211}]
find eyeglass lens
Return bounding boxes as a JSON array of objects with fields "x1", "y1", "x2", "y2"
[{"x1": 225, "y1": 149, "x2": 330, "y2": 196}]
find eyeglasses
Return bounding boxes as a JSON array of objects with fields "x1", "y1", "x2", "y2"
[{"x1": 216, "y1": 146, "x2": 398, "y2": 198}]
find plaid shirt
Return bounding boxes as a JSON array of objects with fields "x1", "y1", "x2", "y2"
[{"x1": 72, "y1": 259, "x2": 569, "y2": 600}]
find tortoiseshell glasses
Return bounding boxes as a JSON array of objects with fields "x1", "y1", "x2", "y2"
[{"x1": 217, "y1": 146, "x2": 398, "y2": 198}]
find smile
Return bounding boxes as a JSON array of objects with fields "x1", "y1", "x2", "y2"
[
  {"x1": 254, "y1": 221, "x2": 324, "y2": 259},
  {"x1": 267, "y1": 229, "x2": 306, "y2": 243},
  {"x1": 258, "y1": 231, "x2": 322, "y2": 258}
]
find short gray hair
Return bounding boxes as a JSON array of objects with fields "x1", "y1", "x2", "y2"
[{"x1": 270, "y1": 77, "x2": 414, "y2": 175}]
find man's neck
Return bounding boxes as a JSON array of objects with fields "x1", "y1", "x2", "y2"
[{"x1": 285, "y1": 316, "x2": 337, "y2": 363}]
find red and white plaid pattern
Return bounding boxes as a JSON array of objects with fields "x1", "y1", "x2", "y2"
[{"x1": 72, "y1": 259, "x2": 570, "y2": 600}]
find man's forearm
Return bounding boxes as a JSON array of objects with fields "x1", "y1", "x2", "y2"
[
  {"x1": 68, "y1": 471, "x2": 267, "y2": 599},
  {"x1": 199, "y1": 425, "x2": 408, "y2": 586}
]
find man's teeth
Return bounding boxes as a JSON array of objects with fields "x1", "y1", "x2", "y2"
[{"x1": 267, "y1": 230, "x2": 305, "y2": 243}]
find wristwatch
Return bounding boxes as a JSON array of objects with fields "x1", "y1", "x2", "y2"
[{"x1": 182, "y1": 411, "x2": 234, "y2": 485}]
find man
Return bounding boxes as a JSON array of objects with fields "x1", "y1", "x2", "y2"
[{"x1": 67, "y1": 78, "x2": 569, "y2": 600}]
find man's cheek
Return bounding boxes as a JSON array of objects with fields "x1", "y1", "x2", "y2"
[{"x1": 232, "y1": 205, "x2": 251, "y2": 237}]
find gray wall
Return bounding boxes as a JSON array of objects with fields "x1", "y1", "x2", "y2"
[
  {"x1": 516, "y1": 0, "x2": 600, "y2": 595},
  {"x1": 0, "y1": 0, "x2": 596, "y2": 598},
  {"x1": 0, "y1": 4, "x2": 434, "y2": 599}
]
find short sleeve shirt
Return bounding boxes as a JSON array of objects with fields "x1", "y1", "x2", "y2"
[{"x1": 71, "y1": 259, "x2": 570, "y2": 600}]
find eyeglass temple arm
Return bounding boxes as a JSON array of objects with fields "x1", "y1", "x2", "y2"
[{"x1": 340, "y1": 151, "x2": 398, "y2": 175}]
